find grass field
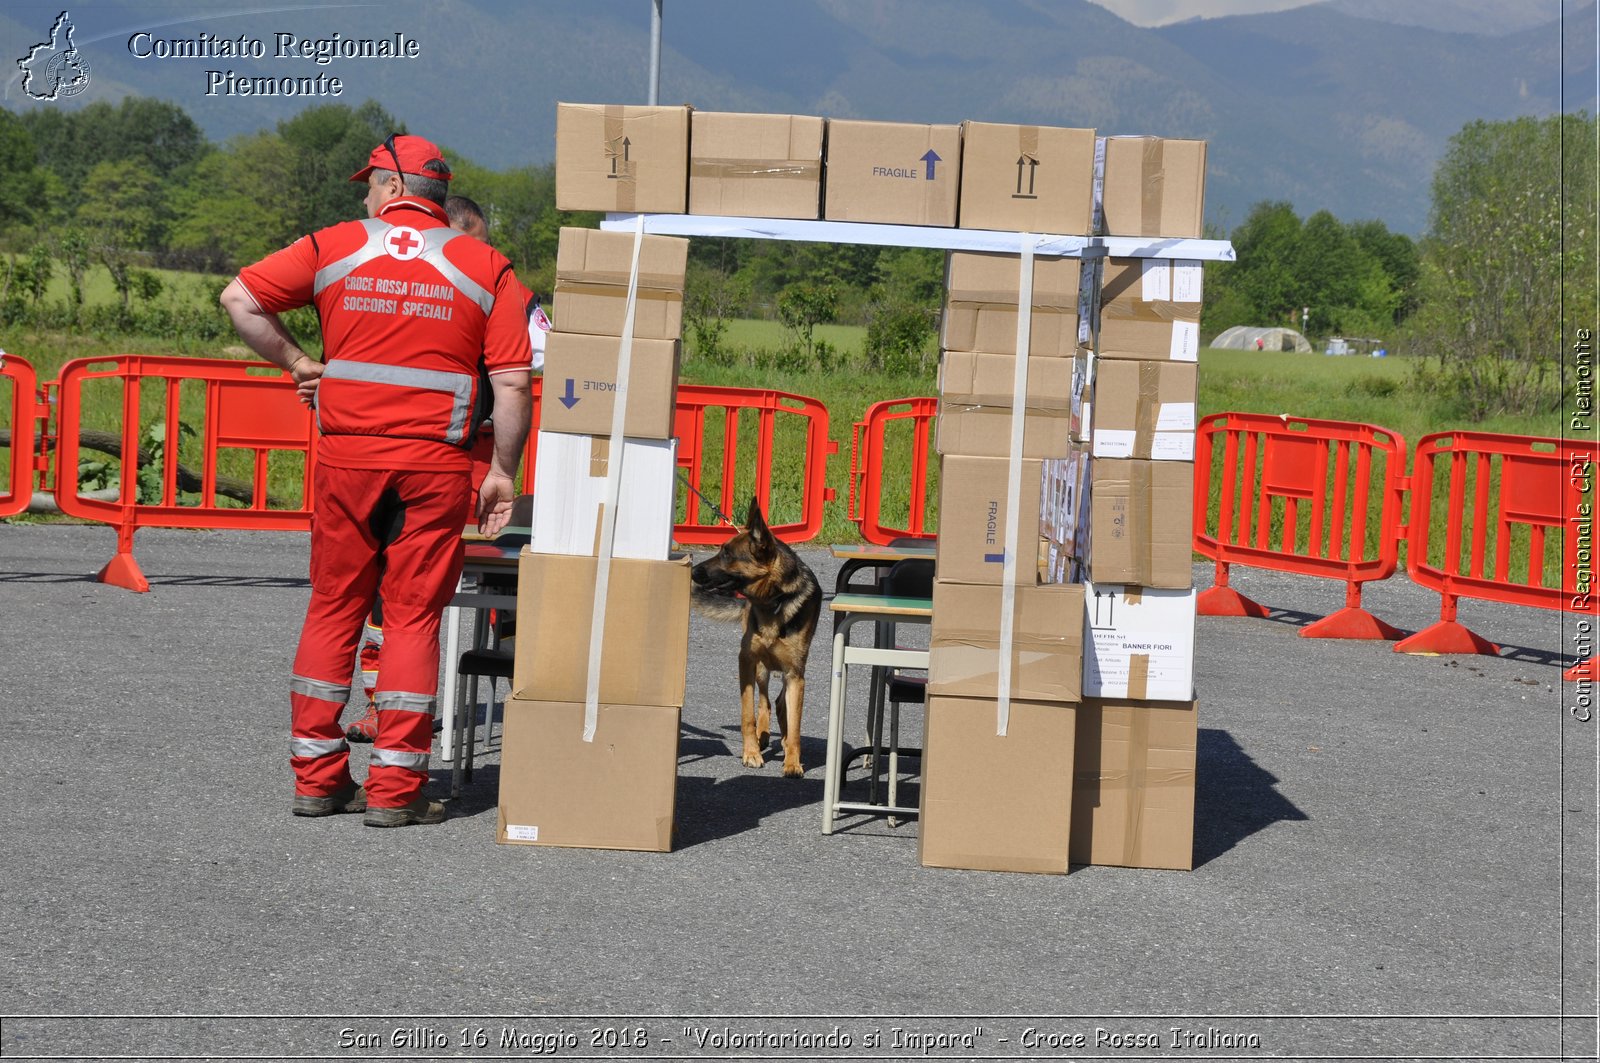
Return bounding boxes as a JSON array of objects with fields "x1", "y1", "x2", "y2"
[{"x1": 2, "y1": 301, "x2": 1580, "y2": 583}]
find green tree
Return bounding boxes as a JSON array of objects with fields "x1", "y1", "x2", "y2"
[
  {"x1": 168, "y1": 132, "x2": 300, "y2": 270},
  {"x1": 276, "y1": 100, "x2": 397, "y2": 234},
  {"x1": 54, "y1": 227, "x2": 91, "y2": 320},
  {"x1": 1406, "y1": 114, "x2": 1594, "y2": 418},
  {"x1": 0, "y1": 111, "x2": 45, "y2": 234},
  {"x1": 77, "y1": 160, "x2": 165, "y2": 312},
  {"x1": 776, "y1": 280, "x2": 837, "y2": 364},
  {"x1": 21, "y1": 97, "x2": 206, "y2": 218}
]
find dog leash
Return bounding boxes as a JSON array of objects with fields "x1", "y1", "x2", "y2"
[{"x1": 675, "y1": 470, "x2": 738, "y2": 527}]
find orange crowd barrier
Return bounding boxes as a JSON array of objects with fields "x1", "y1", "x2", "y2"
[
  {"x1": 1397, "y1": 431, "x2": 1595, "y2": 674},
  {"x1": 1193, "y1": 412, "x2": 1408, "y2": 639},
  {"x1": 847, "y1": 396, "x2": 938, "y2": 545},
  {"x1": 670, "y1": 384, "x2": 835, "y2": 544},
  {"x1": 52, "y1": 355, "x2": 316, "y2": 592},
  {"x1": 1, "y1": 352, "x2": 41, "y2": 519}
]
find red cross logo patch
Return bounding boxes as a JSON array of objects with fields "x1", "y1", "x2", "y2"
[{"x1": 384, "y1": 226, "x2": 424, "y2": 261}]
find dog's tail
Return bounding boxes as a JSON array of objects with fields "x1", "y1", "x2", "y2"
[{"x1": 690, "y1": 584, "x2": 749, "y2": 624}]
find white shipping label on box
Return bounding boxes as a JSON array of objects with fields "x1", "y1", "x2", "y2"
[
  {"x1": 504, "y1": 824, "x2": 540, "y2": 841},
  {"x1": 1083, "y1": 582, "x2": 1196, "y2": 701},
  {"x1": 1093, "y1": 429, "x2": 1136, "y2": 458},
  {"x1": 1140, "y1": 259, "x2": 1171, "y2": 302},
  {"x1": 530, "y1": 431, "x2": 677, "y2": 559},
  {"x1": 1155, "y1": 402, "x2": 1196, "y2": 431},
  {"x1": 1172, "y1": 260, "x2": 1204, "y2": 303},
  {"x1": 1149, "y1": 433, "x2": 1194, "y2": 461},
  {"x1": 1171, "y1": 320, "x2": 1200, "y2": 362}
]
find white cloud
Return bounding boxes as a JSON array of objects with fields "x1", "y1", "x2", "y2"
[{"x1": 1085, "y1": 0, "x2": 1320, "y2": 27}]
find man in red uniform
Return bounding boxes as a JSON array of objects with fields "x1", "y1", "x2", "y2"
[{"x1": 220, "y1": 134, "x2": 532, "y2": 827}]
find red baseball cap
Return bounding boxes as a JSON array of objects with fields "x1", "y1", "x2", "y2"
[{"x1": 349, "y1": 134, "x2": 454, "y2": 183}]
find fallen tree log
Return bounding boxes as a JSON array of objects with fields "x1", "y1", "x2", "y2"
[{"x1": 0, "y1": 428, "x2": 295, "y2": 509}]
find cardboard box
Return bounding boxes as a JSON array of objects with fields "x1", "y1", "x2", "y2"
[
  {"x1": 929, "y1": 580, "x2": 1085, "y2": 702},
  {"x1": 919, "y1": 694, "x2": 1075, "y2": 874},
  {"x1": 552, "y1": 227, "x2": 688, "y2": 341},
  {"x1": 1096, "y1": 135, "x2": 1208, "y2": 240},
  {"x1": 937, "y1": 350, "x2": 1074, "y2": 457},
  {"x1": 1082, "y1": 582, "x2": 1196, "y2": 701},
  {"x1": 497, "y1": 698, "x2": 679, "y2": 852},
  {"x1": 934, "y1": 455, "x2": 1044, "y2": 585},
  {"x1": 1095, "y1": 257, "x2": 1203, "y2": 363},
  {"x1": 1088, "y1": 459, "x2": 1194, "y2": 588},
  {"x1": 823, "y1": 119, "x2": 961, "y2": 227},
  {"x1": 1084, "y1": 358, "x2": 1197, "y2": 460},
  {"x1": 689, "y1": 111, "x2": 824, "y2": 219},
  {"x1": 539, "y1": 332, "x2": 680, "y2": 440},
  {"x1": 1072, "y1": 697, "x2": 1197, "y2": 870},
  {"x1": 942, "y1": 252, "x2": 1080, "y2": 358},
  {"x1": 958, "y1": 121, "x2": 1096, "y2": 235},
  {"x1": 530, "y1": 431, "x2": 677, "y2": 559},
  {"x1": 512, "y1": 551, "x2": 690, "y2": 706},
  {"x1": 555, "y1": 102, "x2": 690, "y2": 214}
]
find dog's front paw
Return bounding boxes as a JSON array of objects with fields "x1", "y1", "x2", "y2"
[
  {"x1": 741, "y1": 749, "x2": 765, "y2": 769},
  {"x1": 782, "y1": 757, "x2": 805, "y2": 778}
]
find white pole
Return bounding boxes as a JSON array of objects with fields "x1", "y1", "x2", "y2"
[{"x1": 648, "y1": 0, "x2": 662, "y2": 105}]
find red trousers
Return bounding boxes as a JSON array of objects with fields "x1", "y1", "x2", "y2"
[{"x1": 288, "y1": 462, "x2": 469, "y2": 808}]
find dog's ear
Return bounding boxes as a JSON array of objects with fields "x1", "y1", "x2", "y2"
[
  {"x1": 745, "y1": 496, "x2": 767, "y2": 532},
  {"x1": 745, "y1": 497, "x2": 774, "y2": 556}
]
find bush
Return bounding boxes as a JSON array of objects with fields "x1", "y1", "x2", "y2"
[{"x1": 864, "y1": 300, "x2": 937, "y2": 375}]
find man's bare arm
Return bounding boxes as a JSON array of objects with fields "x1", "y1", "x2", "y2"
[
  {"x1": 219, "y1": 279, "x2": 322, "y2": 401},
  {"x1": 476, "y1": 370, "x2": 532, "y2": 536}
]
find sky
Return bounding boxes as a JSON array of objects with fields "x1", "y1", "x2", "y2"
[{"x1": 1084, "y1": 0, "x2": 1318, "y2": 25}]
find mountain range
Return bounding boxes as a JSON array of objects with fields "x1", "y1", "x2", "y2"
[{"x1": 1, "y1": 0, "x2": 1592, "y2": 234}]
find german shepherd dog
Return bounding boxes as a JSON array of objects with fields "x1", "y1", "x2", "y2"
[{"x1": 690, "y1": 499, "x2": 822, "y2": 777}]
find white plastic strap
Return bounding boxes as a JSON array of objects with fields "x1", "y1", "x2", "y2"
[
  {"x1": 582, "y1": 213, "x2": 646, "y2": 741},
  {"x1": 996, "y1": 235, "x2": 1036, "y2": 737}
]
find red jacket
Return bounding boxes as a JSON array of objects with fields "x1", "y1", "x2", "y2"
[{"x1": 236, "y1": 196, "x2": 532, "y2": 471}]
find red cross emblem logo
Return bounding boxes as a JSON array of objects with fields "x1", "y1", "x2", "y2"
[{"x1": 384, "y1": 226, "x2": 424, "y2": 261}]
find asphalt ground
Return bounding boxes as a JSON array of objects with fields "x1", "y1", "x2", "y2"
[{"x1": 0, "y1": 523, "x2": 1595, "y2": 1063}]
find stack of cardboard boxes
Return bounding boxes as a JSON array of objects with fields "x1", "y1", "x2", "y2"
[
  {"x1": 1046, "y1": 136, "x2": 1209, "y2": 873},
  {"x1": 499, "y1": 115, "x2": 693, "y2": 849},
  {"x1": 925, "y1": 131, "x2": 1209, "y2": 874},
  {"x1": 918, "y1": 123, "x2": 1097, "y2": 874}
]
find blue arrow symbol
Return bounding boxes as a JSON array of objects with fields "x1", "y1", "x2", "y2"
[
  {"x1": 983, "y1": 551, "x2": 1006, "y2": 564},
  {"x1": 559, "y1": 378, "x2": 580, "y2": 409},
  {"x1": 921, "y1": 149, "x2": 942, "y2": 180}
]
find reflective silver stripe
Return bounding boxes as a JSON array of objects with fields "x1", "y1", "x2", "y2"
[
  {"x1": 418, "y1": 229, "x2": 495, "y2": 316},
  {"x1": 291, "y1": 736, "x2": 349, "y2": 759},
  {"x1": 313, "y1": 219, "x2": 390, "y2": 295},
  {"x1": 290, "y1": 674, "x2": 352, "y2": 703},
  {"x1": 321, "y1": 360, "x2": 474, "y2": 444},
  {"x1": 371, "y1": 747, "x2": 430, "y2": 771},
  {"x1": 374, "y1": 690, "x2": 435, "y2": 714},
  {"x1": 313, "y1": 221, "x2": 495, "y2": 317}
]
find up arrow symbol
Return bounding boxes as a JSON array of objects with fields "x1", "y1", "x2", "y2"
[{"x1": 920, "y1": 149, "x2": 942, "y2": 180}]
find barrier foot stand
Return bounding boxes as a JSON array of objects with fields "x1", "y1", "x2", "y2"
[
  {"x1": 1393, "y1": 620, "x2": 1499, "y2": 656},
  {"x1": 1197, "y1": 585, "x2": 1270, "y2": 618},
  {"x1": 1301, "y1": 606, "x2": 1406, "y2": 640},
  {"x1": 1301, "y1": 584, "x2": 1404, "y2": 640},
  {"x1": 1565, "y1": 657, "x2": 1595, "y2": 683},
  {"x1": 96, "y1": 526, "x2": 150, "y2": 593}
]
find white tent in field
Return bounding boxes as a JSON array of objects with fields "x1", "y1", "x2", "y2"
[{"x1": 1211, "y1": 325, "x2": 1313, "y2": 353}]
